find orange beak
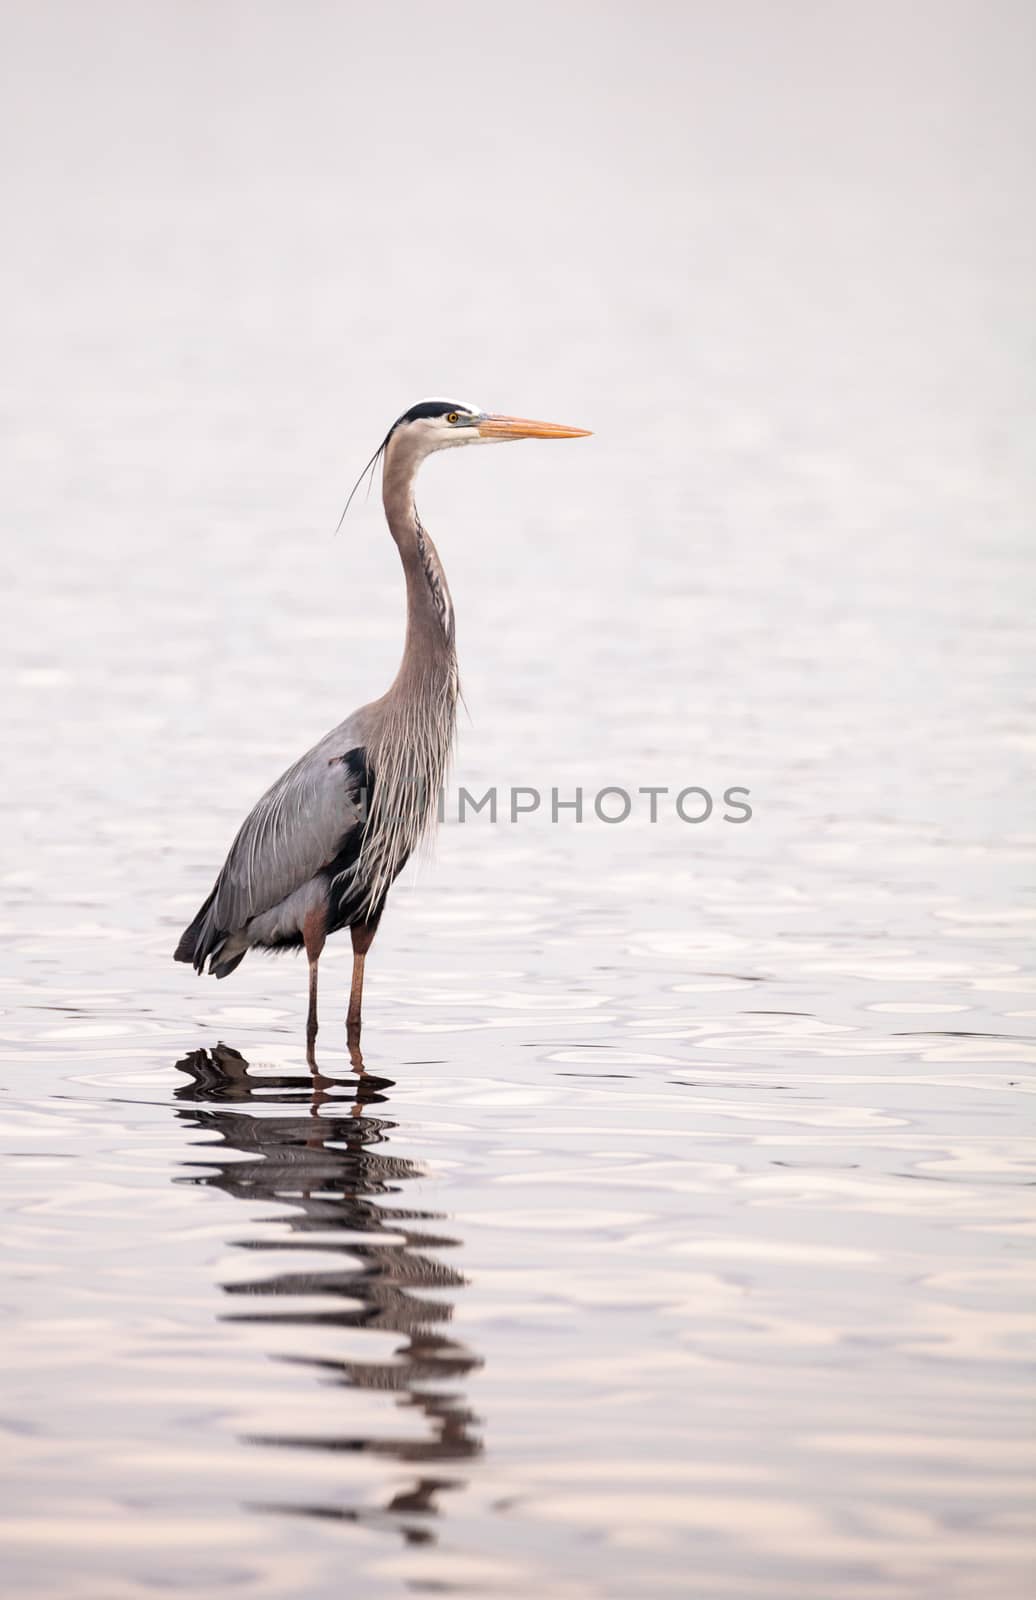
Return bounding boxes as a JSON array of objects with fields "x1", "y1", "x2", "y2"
[{"x1": 477, "y1": 414, "x2": 592, "y2": 440}]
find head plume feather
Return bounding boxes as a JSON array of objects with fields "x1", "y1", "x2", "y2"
[{"x1": 335, "y1": 428, "x2": 392, "y2": 534}]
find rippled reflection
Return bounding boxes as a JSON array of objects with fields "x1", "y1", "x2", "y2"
[{"x1": 173, "y1": 1044, "x2": 483, "y2": 1544}]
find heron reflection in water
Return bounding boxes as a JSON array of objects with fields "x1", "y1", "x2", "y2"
[{"x1": 173, "y1": 1043, "x2": 482, "y2": 1542}]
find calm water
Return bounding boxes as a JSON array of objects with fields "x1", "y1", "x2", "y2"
[{"x1": 2, "y1": 4, "x2": 1035, "y2": 1597}]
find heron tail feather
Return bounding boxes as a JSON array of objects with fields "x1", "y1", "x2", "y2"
[
  {"x1": 210, "y1": 949, "x2": 247, "y2": 979},
  {"x1": 174, "y1": 891, "x2": 217, "y2": 972}
]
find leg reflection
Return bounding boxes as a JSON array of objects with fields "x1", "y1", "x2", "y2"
[{"x1": 173, "y1": 1042, "x2": 483, "y2": 1541}]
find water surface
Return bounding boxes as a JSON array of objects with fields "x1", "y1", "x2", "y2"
[{"x1": 2, "y1": 4, "x2": 1034, "y2": 1596}]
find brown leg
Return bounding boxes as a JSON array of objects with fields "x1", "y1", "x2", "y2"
[
  {"x1": 302, "y1": 906, "x2": 327, "y2": 1068},
  {"x1": 347, "y1": 920, "x2": 377, "y2": 1050}
]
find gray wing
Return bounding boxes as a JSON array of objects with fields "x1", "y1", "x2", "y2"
[
  {"x1": 212, "y1": 738, "x2": 368, "y2": 932},
  {"x1": 176, "y1": 723, "x2": 369, "y2": 971}
]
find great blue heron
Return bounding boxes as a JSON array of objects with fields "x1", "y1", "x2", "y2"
[{"x1": 175, "y1": 399, "x2": 590, "y2": 1062}]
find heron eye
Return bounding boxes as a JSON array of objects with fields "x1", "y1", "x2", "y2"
[{"x1": 447, "y1": 412, "x2": 459, "y2": 424}]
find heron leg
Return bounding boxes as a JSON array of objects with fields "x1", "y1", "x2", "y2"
[
  {"x1": 303, "y1": 908, "x2": 327, "y2": 1068},
  {"x1": 347, "y1": 921, "x2": 377, "y2": 1048}
]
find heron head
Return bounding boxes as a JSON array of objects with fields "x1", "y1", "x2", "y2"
[
  {"x1": 388, "y1": 398, "x2": 591, "y2": 455},
  {"x1": 339, "y1": 400, "x2": 590, "y2": 528}
]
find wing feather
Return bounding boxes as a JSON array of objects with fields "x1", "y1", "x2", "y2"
[
  {"x1": 212, "y1": 737, "x2": 369, "y2": 933},
  {"x1": 176, "y1": 726, "x2": 371, "y2": 972}
]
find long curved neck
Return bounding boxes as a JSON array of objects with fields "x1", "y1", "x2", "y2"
[
  {"x1": 356, "y1": 433, "x2": 458, "y2": 915},
  {"x1": 351, "y1": 432, "x2": 457, "y2": 921},
  {"x1": 382, "y1": 440, "x2": 456, "y2": 697}
]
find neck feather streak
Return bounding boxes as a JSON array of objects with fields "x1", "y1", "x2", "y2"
[{"x1": 354, "y1": 456, "x2": 459, "y2": 916}]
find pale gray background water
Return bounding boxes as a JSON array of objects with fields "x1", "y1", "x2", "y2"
[{"x1": 1, "y1": 2, "x2": 1034, "y2": 1596}]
